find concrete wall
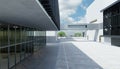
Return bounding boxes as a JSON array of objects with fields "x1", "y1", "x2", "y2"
[
  {"x1": 86, "y1": 23, "x2": 103, "y2": 42},
  {"x1": 86, "y1": 29, "x2": 103, "y2": 41}
]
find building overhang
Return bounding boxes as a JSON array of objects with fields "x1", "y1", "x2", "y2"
[{"x1": 0, "y1": 0, "x2": 58, "y2": 30}]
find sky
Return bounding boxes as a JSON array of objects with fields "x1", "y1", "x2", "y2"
[{"x1": 59, "y1": 0, "x2": 94, "y2": 24}]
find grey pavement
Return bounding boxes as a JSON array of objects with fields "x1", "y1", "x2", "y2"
[{"x1": 13, "y1": 40, "x2": 103, "y2": 69}]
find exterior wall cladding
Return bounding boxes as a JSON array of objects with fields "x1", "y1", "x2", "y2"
[
  {"x1": 103, "y1": 1, "x2": 120, "y2": 46},
  {"x1": 39, "y1": 0, "x2": 60, "y2": 30}
]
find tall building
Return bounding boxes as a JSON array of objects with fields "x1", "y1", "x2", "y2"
[{"x1": 0, "y1": 0, "x2": 60, "y2": 69}]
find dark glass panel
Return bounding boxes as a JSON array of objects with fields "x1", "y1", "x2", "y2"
[
  {"x1": 16, "y1": 26, "x2": 21, "y2": 43},
  {"x1": 9, "y1": 46, "x2": 15, "y2": 68},
  {"x1": 26, "y1": 43, "x2": 31, "y2": 56},
  {"x1": 16, "y1": 45, "x2": 20, "y2": 63},
  {"x1": 0, "y1": 47, "x2": 8, "y2": 69},
  {"x1": 0, "y1": 24, "x2": 8, "y2": 47},
  {"x1": 9, "y1": 25, "x2": 15, "y2": 44},
  {"x1": 20, "y1": 44, "x2": 25, "y2": 60}
]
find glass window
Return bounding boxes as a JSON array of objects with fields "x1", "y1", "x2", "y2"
[
  {"x1": 26, "y1": 43, "x2": 30, "y2": 56},
  {"x1": 16, "y1": 45, "x2": 20, "y2": 63},
  {"x1": 0, "y1": 24, "x2": 8, "y2": 69},
  {"x1": 0, "y1": 24, "x2": 38, "y2": 69},
  {"x1": 16, "y1": 26, "x2": 21, "y2": 43},
  {"x1": 20, "y1": 44, "x2": 25, "y2": 60},
  {"x1": 9, "y1": 25, "x2": 17, "y2": 68},
  {"x1": 0, "y1": 24, "x2": 8, "y2": 47},
  {"x1": 9, "y1": 46, "x2": 15, "y2": 68},
  {"x1": 0, "y1": 47, "x2": 8, "y2": 69},
  {"x1": 9, "y1": 25, "x2": 15, "y2": 44}
]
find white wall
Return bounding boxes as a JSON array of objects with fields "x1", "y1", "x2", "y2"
[
  {"x1": 85, "y1": 0, "x2": 117, "y2": 23},
  {"x1": 86, "y1": 29, "x2": 103, "y2": 41},
  {"x1": 85, "y1": 0, "x2": 117, "y2": 42}
]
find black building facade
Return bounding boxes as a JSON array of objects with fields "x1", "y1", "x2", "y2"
[
  {"x1": 39, "y1": 0, "x2": 60, "y2": 30},
  {"x1": 103, "y1": 1, "x2": 120, "y2": 46},
  {"x1": 0, "y1": 0, "x2": 60, "y2": 69}
]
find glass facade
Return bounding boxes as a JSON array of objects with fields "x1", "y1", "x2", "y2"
[
  {"x1": 39, "y1": 0, "x2": 60, "y2": 30},
  {"x1": 103, "y1": 2, "x2": 120, "y2": 35},
  {"x1": 103, "y1": 1, "x2": 120, "y2": 46},
  {"x1": 0, "y1": 23, "x2": 46, "y2": 69}
]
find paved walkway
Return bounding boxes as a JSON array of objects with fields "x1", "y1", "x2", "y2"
[
  {"x1": 13, "y1": 39, "x2": 120, "y2": 69},
  {"x1": 72, "y1": 41, "x2": 120, "y2": 69}
]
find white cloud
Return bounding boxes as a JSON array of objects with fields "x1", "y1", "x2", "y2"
[
  {"x1": 59, "y1": 0, "x2": 82, "y2": 24},
  {"x1": 71, "y1": 16, "x2": 87, "y2": 24},
  {"x1": 80, "y1": 4, "x2": 87, "y2": 10},
  {"x1": 78, "y1": 17, "x2": 87, "y2": 23}
]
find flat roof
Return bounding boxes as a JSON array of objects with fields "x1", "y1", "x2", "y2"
[{"x1": 101, "y1": 0, "x2": 120, "y2": 12}]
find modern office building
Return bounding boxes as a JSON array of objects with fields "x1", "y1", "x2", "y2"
[
  {"x1": 102, "y1": 0, "x2": 120, "y2": 46},
  {"x1": 0, "y1": 0, "x2": 60, "y2": 69}
]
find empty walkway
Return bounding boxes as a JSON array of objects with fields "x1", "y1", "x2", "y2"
[{"x1": 13, "y1": 39, "x2": 120, "y2": 69}]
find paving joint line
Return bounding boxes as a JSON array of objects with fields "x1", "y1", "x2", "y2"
[{"x1": 63, "y1": 43, "x2": 69, "y2": 69}]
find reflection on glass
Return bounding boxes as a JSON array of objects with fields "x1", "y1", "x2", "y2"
[
  {"x1": 21, "y1": 44, "x2": 25, "y2": 60},
  {"x1": 21, "y1": 28, "x2": 27, "y2": 42},
  {"x1": 34, "y1": 31, "x2": 39, "y2": 51},
  {"x1": 26, "y1": 43, "x2": 30, "y2": 56},
  {"x1": 0, "y1": 48, "x2": 8, "y2": 69},
  {"x1": 0, "y1": 25, "x2": 8, "y2": 47},
  {"x1": 0, "y1": 24, "x2": 46, "y2": 69},
  {"x1": 39, "y1": 31, "x2": 46, "y2": 48},
  {"x1": 34, "y1": 40, "x2": 38, "y2": 52},
  {"x1": 9, "y1": 46, "x2": 15, "y2": 68},
  {"x1": 16, "y1": 45, "x2": 20, "y2": 63},
  {"x1": 16, "y1": 28, "x2": 21, "y2": 43},
  {"x1": 28, "y1": 42, "x2": 33, "y2": 54},
  {"x1": 10, "y1": 28, "x2": 15, "y2": 44}
]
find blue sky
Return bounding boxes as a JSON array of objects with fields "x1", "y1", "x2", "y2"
[
  {"x1": 71, "y1": 0, "x2": 94, "y2": 21},
  {"x1": 59, "y1": 0, "x2": 94, "y2": 24}
]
